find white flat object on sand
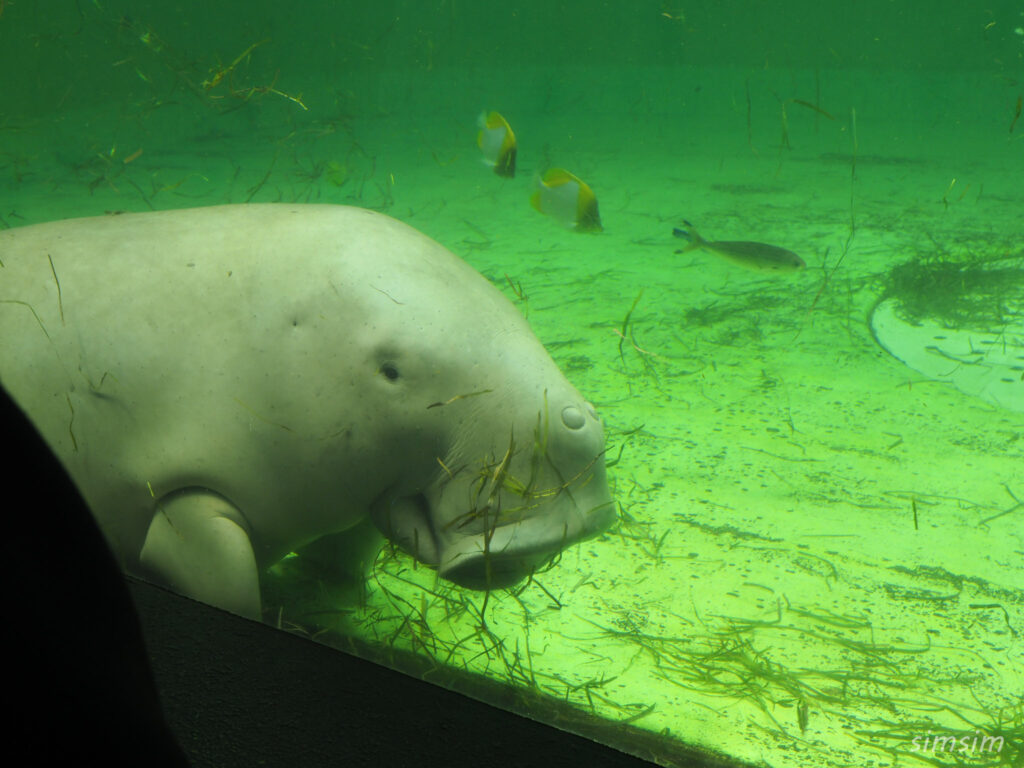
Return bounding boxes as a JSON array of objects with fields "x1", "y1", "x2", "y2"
[{"x1": 871, "y1": 297, "x2": 1024, "y2": 413}]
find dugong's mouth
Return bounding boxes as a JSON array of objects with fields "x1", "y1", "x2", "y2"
[
  {"x1": 371, "y1": 491, "x2": 617, "y2": 591},
  {"x1": 437, "y1": 498, "x2": 618, "y2": 590}
]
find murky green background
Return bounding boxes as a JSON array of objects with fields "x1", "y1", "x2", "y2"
[{"x1": 3, "y1": 2, "x2": 1021, "y2": 767}]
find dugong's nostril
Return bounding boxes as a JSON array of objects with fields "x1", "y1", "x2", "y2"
[
  {"x1": 561, "y1": 405, "x2": 586, "y2": 430},
  {"x1": 585, "y1": 401, "x2": 599, "y2": 421}
]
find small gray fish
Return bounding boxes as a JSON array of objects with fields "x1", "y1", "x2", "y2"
[{"x1": 673, "y1": 221, "x2": 805, "y2": 272}]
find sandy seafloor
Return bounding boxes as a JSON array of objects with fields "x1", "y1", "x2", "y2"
[{"x1": 3, "y1": 75, "x2": 1022, "y2": 768}]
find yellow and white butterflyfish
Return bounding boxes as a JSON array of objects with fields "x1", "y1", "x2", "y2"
[
  {"x1": 530, "y1": 168, "x2": 602, "y2": 232},
  {"x1": 476, "y1": 110, "x2": 517, "y2": 178}
]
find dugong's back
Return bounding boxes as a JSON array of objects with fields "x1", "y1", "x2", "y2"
[{"x1": 0, "y1": 204, "x2": 511, "y2": 562}]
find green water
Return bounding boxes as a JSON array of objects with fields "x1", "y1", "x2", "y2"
[{"x1": 2, "y1": 2, "x2": 1022, "y2": 767}]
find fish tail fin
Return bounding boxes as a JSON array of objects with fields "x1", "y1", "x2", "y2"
[{"x1": 672, "y1": 221, "x2": 704, "y2": 253}]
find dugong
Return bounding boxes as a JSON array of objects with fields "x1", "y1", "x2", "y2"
[{"x1": 0, "y1": 205, "x2": 615, "y2": 619}]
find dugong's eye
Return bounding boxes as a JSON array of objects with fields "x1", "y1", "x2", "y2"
[{"x1": 379, "y1": 362, "x2": 401, "y2": 382}]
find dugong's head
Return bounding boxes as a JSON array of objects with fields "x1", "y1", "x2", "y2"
[
  {"x1": 372, "y1": 373, "x2": 615, "y2": 591},
  {"x1": 354, "y1": 217, "x2": 616, "y2": 590}
]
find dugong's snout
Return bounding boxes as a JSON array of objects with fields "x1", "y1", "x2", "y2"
[
  {"x1": 371, "y1": 394, "x2": 617, "y2": 591},
  {"x1": 440, "y1": 397, "x2": 616, "y2": 589}
]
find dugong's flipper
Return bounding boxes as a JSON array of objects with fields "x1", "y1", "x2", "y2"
[{"x1": 139, "y1": 490, "x2": 261, "y2": 619}]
